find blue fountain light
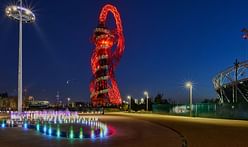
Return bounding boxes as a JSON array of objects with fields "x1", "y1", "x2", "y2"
[
  {"x1": 43, "y1": 125, "x2": 47, "y2": 133},
  {"x1": 91, "y1": 129, "x2": 95, "y2": 139},
  {"x1": 100, "y1": 128, "x2": 103, "y2": 138},
  {"x1": 57, "y1": 129, "x2": 60, "y2": 137},
  {"x1": 36, "y1": 124, "x2": 40, "y2": 131},
  {"x1": 24, "y1": 123, "x2": 28, "y2": 129},
  {"x1": 1, "y1": 122, "x2": 5, "y2": 128},
  {"x1": 56, "y1": 124, "x2": 60, "y2": 137},
  {"x1": 48, "y1": 128, "x2": 52, "y2": 135}
]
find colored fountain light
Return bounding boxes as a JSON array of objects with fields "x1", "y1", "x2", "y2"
[
  {"x1": 90, "y1": 4, "x2": 125, "y2": 106},
  {"x1": 43, "y1": 124, "x2": 47, "y2": 133},
  {"x1": 4, "y1": 111, "x2": 113, "y2": 139},
  {"x1": 100, "y1": 128, "x2": 103, "y2": 138},
  {"x1": 24, "y1": 122, "x2": 28, "y2": 129},
  {"x1": 91, "y1": 127, "x2": 95, "y2": 139},
  {"x1": 11, "y1": 120, "x2": 14, "y2": 127},
  {"x1": 56, "y1": 125, "x2": 60, "y2": 137},
  {"x1": 79, "y1": 127, "x2": 83, "y2": 139},
  {"x1": 69, "y1": 126, "x2": 74, "y2": 139},
  {"x1": 1, "y1": 120, "x2": 5, "y2": 128},
  {"x1": 10, "y1": 111, "x2": 79, "y2": 120},
  {"x1": 36, "y1": 123, "x2": 40, "y2": 131},
  {"x1": 103, "y1": 125, "x2": 108, "y2": 136},
  {"x1": 48, "y1": 124, "x2": 52, "y2": 135}
]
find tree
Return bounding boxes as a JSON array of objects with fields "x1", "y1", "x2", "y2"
[
  {"x1": 154, "y1": 93, "x2": 163, "y2": 104},
  {"x1": 0, "y1": 92, "x2": 8, "y2": 99},
  {"x1": 201, "y1": 98, "x2": 219, "y2": 104}
]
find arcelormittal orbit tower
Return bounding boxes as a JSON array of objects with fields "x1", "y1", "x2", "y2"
[{"x1": 90, "y1": 4, "x2": 125, "y2": 106}]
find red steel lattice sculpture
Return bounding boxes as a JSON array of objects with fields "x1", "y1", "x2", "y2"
[{"x1": 90, "y1": 4, "x2": 125, "y2": 106}]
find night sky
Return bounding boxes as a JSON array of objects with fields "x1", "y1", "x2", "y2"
[{"x1": 1, "y1": 0, "x2": 248, "y2": 103}]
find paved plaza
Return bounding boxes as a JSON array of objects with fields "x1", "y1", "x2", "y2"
[
  {"x1": 1, "y1": 113, "x2": 248, "y2": 147},
  {"x1": 0, "y1": 114, "x2": 181, "y2": 147}
]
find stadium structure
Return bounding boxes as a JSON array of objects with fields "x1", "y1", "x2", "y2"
[
  {"x1": 213, "y1": 59, "x2": 248, "y2": 104},
  {"x1": 213, "y1": 29, "x2": 248, "y2": 105}
]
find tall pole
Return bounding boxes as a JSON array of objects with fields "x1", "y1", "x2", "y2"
[
  {"x1": 186, "y1": 82, "x2": 193, "y2": 117},
  {"x1": 146, "y1": 94, "x2": 149, "y2": 111},
  {"x1": 6, "y1": 1, "x2": 35, "y2": 112},
  {"x1": 189, "y1": 85, "x2": 192, "y2": 117},
  {"x1": 18, "y1": 0, "x2": 23, "y2": 112},
  {"x1": 127, "y1": 96, "x2": 131, "y2": 112},
  {"x1": 144, "y1": 91, "x2": 149, "y2": 111},
  {"x1": 130, "y1": 98, "x2": 131, "y2": 111}
]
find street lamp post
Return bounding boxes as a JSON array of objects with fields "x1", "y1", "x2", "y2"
[
  {"x1": 185, "y1": 82, "x2": 193, "y2": 117},
  {"x1": 141, "y1": 98, "x2": 144, "y2": 104},
  {"x1": 5, "y1": 1, "x2": 35, "y2": 112},
  {"x1": 144, "y1": 91, "x2": 149, "y2": 111},
  {"x1": 67, "y1": 97, "x2": 71, "y2": 108},
  {"x1": 127, "y1": 96, "x2": 131, "y2": 112}
]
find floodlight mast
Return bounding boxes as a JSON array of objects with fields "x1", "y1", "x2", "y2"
[
  {"x1": 18, "y1": 0, "x2": 23, "y2": 112},
  {"x1": 5, "y1": 0, "x2": 35, "y2": 112}
]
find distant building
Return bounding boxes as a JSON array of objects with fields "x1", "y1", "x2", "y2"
[
  {"x1": 0, "y1": 92, "x2": 49, "y2": 110},
  {"x1": 27, "y1": 96, "x2": 34, "y2": 101},
  {"x1": 68, "y1": 101, "x2": 87, "y2": 111},
  {"x1": 0, "y1": 96, "x2": 17, "y2": 111},
  {"x1": 29, "y1": 101, "x2": 50, "y2": 108}
]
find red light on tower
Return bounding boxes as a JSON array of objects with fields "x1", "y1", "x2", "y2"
[
  {"x1": 90, "y1": 4, "x2": 125, "y2": 107},
  {"x1": 242, "y1": 28, "x2": 248, "y2": 40}
]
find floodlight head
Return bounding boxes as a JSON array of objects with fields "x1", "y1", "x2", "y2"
[
  {"x1": 185, "y1": 82, "x2": 193, "y2": 88},
  {"x1": 5, "y1": 5, "x2": 35, "y2": 23},
  {"x1": 144, "y1": 91, "x2": 148, "y2": 96}
]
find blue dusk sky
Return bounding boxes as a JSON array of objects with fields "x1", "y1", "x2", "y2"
[{"x1": 0, "y1": 0, "x2": 248, "y2": 103}]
